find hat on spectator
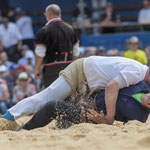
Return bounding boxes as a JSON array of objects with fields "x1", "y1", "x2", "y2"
[
  {"x1": 9, "y1": 64, "x2": 17, "y2": 72},
  {"x1": 129, "y1": 36, "x2": 140, "y2": 43},
  {"x1": 25, "y1": 51, "x2": 34, "y2": 59},
  {"x1": 0, "y1": 65, "x2": 7, "y2": 72},
  {"x1": 19, "y1": 64, "x2": 26, "y2": 71},
  {"x1": 21, "y1": 45, "x2": 29, "y2": 50},
  {"x1": 18, "y1": 72, "x2": 28, "y2": 80}
]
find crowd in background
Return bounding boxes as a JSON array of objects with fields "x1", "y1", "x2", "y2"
[
  {"x1": 0, "y1": 0, "x2": 150, "y2": 115},
  {"x1": 0, "y1": 6, "x2": 41, "y2": 114},
  {"x1": 73, "y1": 0, "x2": 150, "y2": 33},
  {"x1": 80, "y1": 35, "x2": 150, "y2": 65}
]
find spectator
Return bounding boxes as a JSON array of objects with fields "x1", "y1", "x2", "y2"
[
  {"x1": 125, "y1": 39, "x2": 132, "y2": 51},
  {"x1": 73, "y1": 0, "x2": 91, "y2": 21},
  {"x1": 92, "y1": 0, "x2": 107, "y2": 21},
  {"x1": 0, "y1": 65, "x2": 7, "y2": 85},
  {"x1": 13, "y1": 72, "x2": 36, "y2": 104},
  {"x1": 17, "y1": 64, "x2": 26, "y2": 75},
  {"x1": 26, "y1": 65, "x2": 35, "y2": 83},
  {"x1": 26, "y1": 65, "x2": 41, "y2": 91},
  {"x1": 138, "y1": 0, "x2": 150, "y2": 24},
  {"x1": 18, "y1": 44, "x2": 35, "y2": 66},
  {"x1": 3, "y1": 63, "x2": 18, "y2": 106},
  {"x1": 0, "y1": 9, "x2": 3, "y2": 24},
  {"x1": 7, "y1": 7, "x2": 16, "y2": 22},
  {"x1": 84, "y1": 46, "x2": 97, "y2": 57},
  {"x1": 0, "y1": 51, "x2": 14, "y2": 69},
  {"x1": 16, "y1": 11, "x2": 34, "y2": 50},
  {"x1": 123, "y1": 36, "x2": 148, "y2": 65},
  {"x1": 96, "y1": 46, "x2": 106, "y2": 56},
  {"x1": 0, "y1": 80, "x2": 9, "y2": 114},
  {"x1": 72, "y1": 0, "x2": 91, "y2": 28},
  {"x1": 25, "y1": 51, "x2": 35, "y2": 66},
  {"x1": 106, "y1": 49, "x2": 120, "y2": 56},
  {"x1": 0, "y1": 18, "x2": 22, "y2": 62},
  {"x1": 100, "y1": 3, "x2": 117, "y2": 33},
  {"x1": 0, "y1": 65, "x2": 7, "y2": 78}
]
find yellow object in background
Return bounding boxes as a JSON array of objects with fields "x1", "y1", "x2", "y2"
[{"x1": 124, "y1": 49, "x2": 148, "y2": 65}]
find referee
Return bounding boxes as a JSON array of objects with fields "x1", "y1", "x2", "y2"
[{"x1": 34, "y1": 4, "x2": 80, "y2": 87}]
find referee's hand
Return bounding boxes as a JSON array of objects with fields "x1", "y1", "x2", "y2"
[{"x1": 35, "y1": 68, "x2": 41, "y2": 79}]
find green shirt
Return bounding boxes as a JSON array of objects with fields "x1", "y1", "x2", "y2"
[{"x1": 132, "y1": 93, "x2": 145, "y2": 103}]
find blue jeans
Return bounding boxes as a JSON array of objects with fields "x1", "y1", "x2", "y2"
[{"x1": 0, "y1": 102, "x2": 8, "y2": 114}]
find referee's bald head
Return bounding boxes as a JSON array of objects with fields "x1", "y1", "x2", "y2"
[{"x1": 46, "y1": 4, "x2": 61, "y2": 17}]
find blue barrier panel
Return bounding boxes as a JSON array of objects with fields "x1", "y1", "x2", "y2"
[{"x1": 80, "y1": 32, "x2": 150, "y2": 50}]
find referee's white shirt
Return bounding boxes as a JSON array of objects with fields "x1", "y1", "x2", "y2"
[
  {"x1": 83, "y1": 56, "x2": 148, "y2": 90},
  {"x1": 0, "y1": 22, "x2": 22, "y2": 48}
]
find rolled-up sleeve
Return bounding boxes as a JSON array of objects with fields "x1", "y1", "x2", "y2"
[{"x1": 113, "y1": 69, "x2": 141, "y2": 89}]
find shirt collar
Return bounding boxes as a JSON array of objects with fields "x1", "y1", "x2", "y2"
[{"x1": 46, "y1": 18, "x2": 62, "y2": 26}]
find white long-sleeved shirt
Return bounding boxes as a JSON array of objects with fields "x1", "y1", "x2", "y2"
[{"x1": 83, "y1": 56, "x2": 148, "y2": 90}]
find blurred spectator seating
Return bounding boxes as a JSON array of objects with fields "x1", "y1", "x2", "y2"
[{"x1": 8, "y1": 0, "x2": 147, "y2": 33}]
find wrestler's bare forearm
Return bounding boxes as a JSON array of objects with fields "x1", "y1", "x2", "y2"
[{"x1": 105, "y1": 80, "x2": 119, "y2": 125}]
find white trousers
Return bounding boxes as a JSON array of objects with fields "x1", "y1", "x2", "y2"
[{"x1": 9, "y1": 75, "x2": 72, "y2": 120}]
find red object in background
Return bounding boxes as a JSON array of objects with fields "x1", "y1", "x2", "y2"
[{"x1": 20, "y1": 64, "x2": 27, "y2": 71}]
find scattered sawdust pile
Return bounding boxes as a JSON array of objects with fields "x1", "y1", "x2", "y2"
[{"x1": 0, "y1": 118, "x2": 18, "y2": 131}]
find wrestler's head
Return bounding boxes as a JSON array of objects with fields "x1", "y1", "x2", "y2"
[{"x1": 141, "y1": 93, "x2": 150, "y2": 108}]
